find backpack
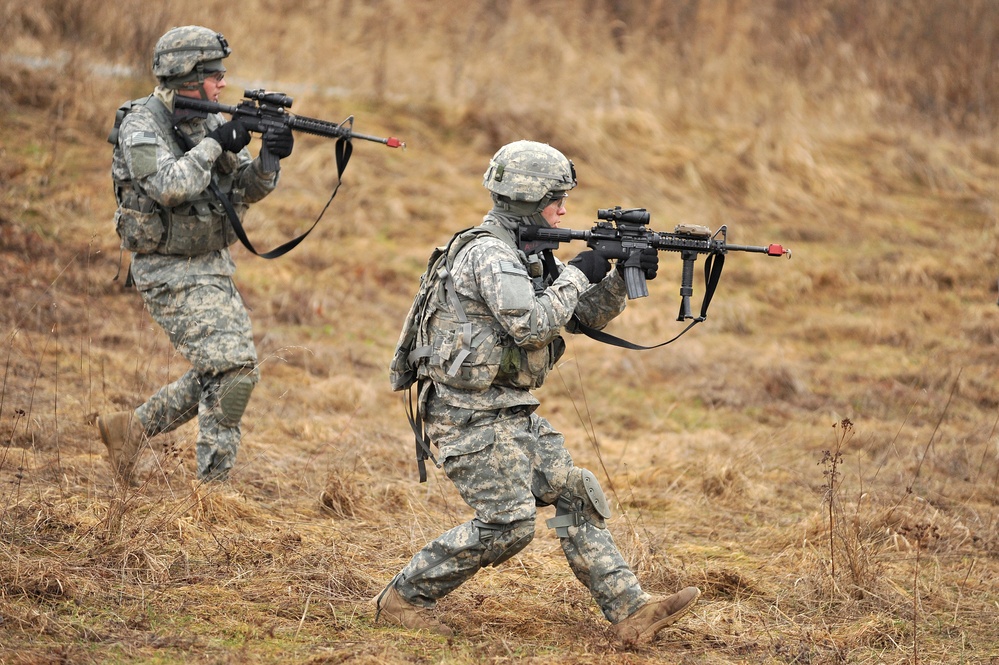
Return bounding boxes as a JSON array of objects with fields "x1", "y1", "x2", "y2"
[{"x1": 389, "y1": 226, "x2": 503, "y2": 391}]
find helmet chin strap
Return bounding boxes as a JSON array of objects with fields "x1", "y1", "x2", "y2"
[
  {"x1": 490, "y1": 193, "x2": 554, "y2": 227},
  {"x1": 194, "y1": 64, "x2": 210, "y2": 101},
  {"x1": 528, "y1": 211, "x2": 550, "y2": 227}
]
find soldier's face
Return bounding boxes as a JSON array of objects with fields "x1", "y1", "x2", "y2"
[
  {"x1": 177, "y1": 71, "x2": 226, "y2": 101},
  {"x1": 541, "y1": 197, "x2": 566, "y2": 228}
]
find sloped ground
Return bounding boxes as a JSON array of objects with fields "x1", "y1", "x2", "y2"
[{"x1": 2, "y1": 3, "x2": 999, "y2": 663}]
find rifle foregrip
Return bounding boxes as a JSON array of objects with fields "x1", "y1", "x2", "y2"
[{"x1": 677, "y1": 253, "x2": 695, "y2": 321}]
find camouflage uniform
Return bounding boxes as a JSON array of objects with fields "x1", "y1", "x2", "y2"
[
  {"x1": 105, "y1": 27, "x2": 280, "y2": 481},
  {"x1": 391, "y1": 212, "x2": 653, "y2": 624},
  {"x1": 119, "y1": 91, "x2": 276, "y2": 479}
]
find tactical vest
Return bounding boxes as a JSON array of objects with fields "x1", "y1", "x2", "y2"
[
  {"x1": 109, "y1": 95, "x2": 242, "y2": 256},
  {"x1": 389, "y1": 224, "x2": 565, "y2": 393}
]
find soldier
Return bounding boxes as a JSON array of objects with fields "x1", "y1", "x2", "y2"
[
  {"x1": 376, "y1": 140, "x2": 700, "y2": 646},
  {"x1": 98, "y1": 26, "x2": 294, "y2": 483}
]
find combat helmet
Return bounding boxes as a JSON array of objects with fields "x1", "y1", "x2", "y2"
[
  {"x1": 483, "y1": 140, "x2": 576, "y2": 217},
  {"x1": 152, "y1": 25, "x2": 231, "y2": 87}
]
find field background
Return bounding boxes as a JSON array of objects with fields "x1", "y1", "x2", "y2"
[{"x1": 2, "y1": 1, "x2": 998, "y2": 663}]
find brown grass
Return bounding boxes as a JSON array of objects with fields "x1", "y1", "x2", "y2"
[{"x1": 2, "y1": 1, "x2": 999, "y2": 663}]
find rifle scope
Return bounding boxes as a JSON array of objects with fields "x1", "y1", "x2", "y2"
[
  {"x1": 597, "y1": 207, "x2": 650, "y2": 225},
  {"x1": 244, "y1": 89, "x2": 293, "y2": 109}
]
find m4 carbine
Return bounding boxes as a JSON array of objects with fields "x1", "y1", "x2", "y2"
[
  {"x1": 520, "y1": 206, "x2": 790, "y2": 323},
  {"x1": 174, "y1": 88, "x2": 404, "y2": 172}
]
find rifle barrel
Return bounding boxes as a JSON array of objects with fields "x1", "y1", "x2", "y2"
[
  {"x1": 726, "y1": 242, "x2": 790, "y2": 257},
  {"x1": 286, "y1": 114, "x2": 349, "y2": 140}
]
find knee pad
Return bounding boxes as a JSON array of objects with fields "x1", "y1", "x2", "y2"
[
  {"x1": 545, "y1": 467, "x2": 612, "y2": 537},
  {"x1": 476, "y1": 518, "x2": 535, "y2": 567},
  {"x1": 217, "y1": 367, "x2": 257, "y2": 427}
]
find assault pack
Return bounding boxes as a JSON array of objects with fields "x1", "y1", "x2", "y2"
[
  {"x1": 389, "y1": 225, "x2": 512, "y2": 482},
  {"x1": 389, "y1": 225, "x2": 503, "y2": 392}
]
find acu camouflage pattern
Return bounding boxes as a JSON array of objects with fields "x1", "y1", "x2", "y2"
[
  {"x1": 111, "y1": 90, "x2": 277, "y2": 255},
  {"x1": 391, "y1": 213, "x2": 651, "y2": 623},
  {"x1": 152, "y1": 25, "x2": 230, "y2": 81},
  {"x1": 430, "y1": 215, "x2": 627, "y2": 410},
  {"x1": 393, "y1": 399, "x2": 651, "y2": 623},
  {"x1": 113, "y1": 84, "x2": 276, "y2": 481},
  {"x1": 131, "y1": 258, "x2": 259, "y2": 480},
  {"x1": 482, "y1": 140, "x2": 575, "y2": 202}
]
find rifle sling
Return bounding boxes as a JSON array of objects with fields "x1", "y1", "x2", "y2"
[
  {"x1": 173, "y1": 125, "x2": 353, "y2": 259},
  {"x1": 572, "y1": 251, "x2": 725, "y2": 350}
]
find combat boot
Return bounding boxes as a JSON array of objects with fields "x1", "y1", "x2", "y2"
[
  {"x1": 96, "y1": 410, "x2": 146, "y2": 485},
  {"x1": 373, "y1": 580, "x2": 453, "y2": 637},
  {"x1": 610, "y1": 586, "x2": 700, "y2": 646}
]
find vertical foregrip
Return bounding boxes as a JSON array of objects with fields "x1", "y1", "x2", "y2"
[{"x1": 677, "y1": 252, "x2": 696, "y2": 320}]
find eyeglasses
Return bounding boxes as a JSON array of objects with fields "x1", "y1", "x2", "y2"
[
  {"x1": 548, "y1": 193, "x2": 568, "y2": 209},
  {"x1": 206, "y1": 71, "x2": 226, "y2": 83}
]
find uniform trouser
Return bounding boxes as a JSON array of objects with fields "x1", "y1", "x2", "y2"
[
  {"x1": 133, "y1": 273, "x2": 259, "y2": 480},
  {"x1": 394, "y1": 398, "x2": 650, "y2": 624}
]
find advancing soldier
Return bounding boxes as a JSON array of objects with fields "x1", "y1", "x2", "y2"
[
  {"x1": 376, "y1": 140, "x2": 699, "y2": 646},
  {"x1": 98, "y1": 26, "x2": 294, "y2": 483}
]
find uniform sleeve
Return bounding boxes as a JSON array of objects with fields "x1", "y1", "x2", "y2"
[
  {"x1": 453, "y1": 238, "x2": 591, "y2": 350},
  {"x1": 234, "y1": 152, "x2": 279, "y2": 204},
  {"x1": 119, "y1": 110, "x2": 221, "y2": 207},
  {"x1": 572, "y1": 268, "x2": 628, "y2": 330}
]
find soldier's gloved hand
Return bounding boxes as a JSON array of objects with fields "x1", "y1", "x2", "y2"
[
  {"x1": 263, "y1": 126, "x2": 295, "y2": 159},
  {"x1": 206, "y1": 118, "x2": 250, "y2": 153},
  {"x1": 618, "y1": 247, "x2": 659, "y2": 281},
  {"x1": 568, "y1": 250, "x2": 611, "y2": 284}
]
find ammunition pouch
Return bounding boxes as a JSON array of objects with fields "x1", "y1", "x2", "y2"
[
  {"x1": 422, "y1": 308, "x2": 504, "y2": 391},
  {"x1": 114, "y1": 187, "x2": 164, "y2": 254},
  {"x1": 496, "y1": 335, "x2": 565, "y2": 390},
  {"x1": 160, "y1": 189, "x2": 241, "y2": 256}
]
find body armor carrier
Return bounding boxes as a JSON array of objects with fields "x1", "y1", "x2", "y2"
[
  {"x1": 390, "y1": 224, "x2": 565, "y2": 394},
  {"x1": 109, "y1": 95, "x2": 243, "y2": 256}
]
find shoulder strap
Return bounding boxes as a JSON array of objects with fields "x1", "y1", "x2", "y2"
[{"x1": 108, "y1": 95, "x2": 153, "y2": 146}]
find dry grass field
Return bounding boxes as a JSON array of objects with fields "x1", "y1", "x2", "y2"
[{"x1": 2, "y1": 1, "x2": 998, "y2": 663}]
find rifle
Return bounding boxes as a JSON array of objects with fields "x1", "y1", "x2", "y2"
[
  {"x1": 174, "y1": 88, "x2": 405, "y2": 172},
  {"x1": 520, "y1": 206, "x2": 790, "y2": 331},
  {"x1": 172, "y1": 89, "x2": 404, "y2": 258}
]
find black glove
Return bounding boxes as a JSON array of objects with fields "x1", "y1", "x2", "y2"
[
  {"x1": 568, "y1": 250, "x2": 611, "y2": 284},
  {"x1": 263, "y1": 126, "x2": 295, "y2": 160},
  {"x1": 618, "y1": 247, "x2": 659, "y2": 281},
  {"x1": 206, "y1": 118, "x2": 250, "y2": 153}
]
